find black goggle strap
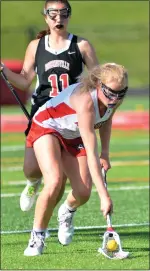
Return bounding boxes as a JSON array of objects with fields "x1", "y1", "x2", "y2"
[
  {"x1": 44, "y1": 8, "x2": 70, "y2": 19},
  {"x1": 107, "y1": 103, "x2": 116, "y2": 108},
  {"x1": 101, "y1": 83, "x2": 128, "y2": 100},
  {"x1": 101, "y1": 84, "x2": 111, "y2": 99}
]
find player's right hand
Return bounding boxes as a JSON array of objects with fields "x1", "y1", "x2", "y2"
[{"x1": 100, "y1": 195, "x2": 113, "y2": 219}]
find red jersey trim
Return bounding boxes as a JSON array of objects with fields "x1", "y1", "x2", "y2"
[{"x1": 35, "y1": 102, "x2": 76, "y2": 123}]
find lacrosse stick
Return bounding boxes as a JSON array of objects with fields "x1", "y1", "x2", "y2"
[
  {"x1": 1, "y1": 69, "x2": 31, "y2": 120},
  {"x1": 98, "y1": 168, "x2": 129, "y2": 259}
]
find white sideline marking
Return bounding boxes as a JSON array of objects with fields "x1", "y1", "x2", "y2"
[
  {"x1": 6, "y1": 179, "x2": 149, "y2": 187},
  {"x1": 1, "y1": 166, "x2": 23, "y2": 172},
  {"x1": 8, "y1": 180, "x2": 26, "y2": 185},
  {"x1": 1, "y1": 145, "x2": 24, "y2": 152},
  {"x1": 1, "y1": 160, "x2": 149, "y2": 172},
  {"x1": 1, "y1": 139, "x2": 148, "y2": 152},
  {"x1": 1, "y1": 222, "x2": 149, "y2": 235},
  {"x1": 1, "y1": 186, "x2": 149, "y2": 198}
]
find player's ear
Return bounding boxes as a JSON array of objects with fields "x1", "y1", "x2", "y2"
[
  {"x1": 43, "y1": 13, "x2": 48, "y2": 23},
  {"x1": 41, "y1": 9, "x2": 48, "y2": 24}
]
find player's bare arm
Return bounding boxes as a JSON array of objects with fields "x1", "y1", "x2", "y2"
[
  {"x1": 77, "y1": 37, "x2": 99, "y2": 69},
  {"x1": 71, "y1": 91, "x2": 112, "y2": 215},
  {"x1": 99, "y1": 100, "x2": 123, "y2": 170},
  {"x1": 98, "y1": 118, "x2": 112, "y2": 171},
  {"x1": 1, "y1": 39, "x2": 39, "y2": 90},
  {"x1": 99, "y1": 118, "x2": 112, "y2": 157}
]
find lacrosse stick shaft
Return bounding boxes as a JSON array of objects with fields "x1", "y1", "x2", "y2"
[
  {"x1": 106, "y1": 214, "x2": 112, "y2": 228},
  {"x1": 101, "y1": 168, "x2": 113, "y2": 229},
  {"x1": 1, "y1": 70, "x2": 31, "y2": 120}
]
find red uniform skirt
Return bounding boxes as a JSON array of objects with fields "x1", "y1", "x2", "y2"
[{"x1": 26, "y1": 122, "x2": 86, "y2": 157}]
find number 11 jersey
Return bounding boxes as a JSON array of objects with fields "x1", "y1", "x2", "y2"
[{"x1": 32, "y1": 33, "x2": 84, "y2": 107}]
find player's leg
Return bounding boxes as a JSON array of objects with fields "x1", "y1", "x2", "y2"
[
  {"x1": 20, "y1": 146, "x2": 42, "y2": 211},
  {"x1": 20, "y1": 146, "x2": 67, "y2": 212},
  {"x1": 20, "y1": 104, "x2": 43, "y2": 211},
  {"x1": 58, "y1": 150, "x2": 92, "y2": 245},
  {"x1": 20, "y1": 102, "x2": 66, "y2": 212},
  {"x1": 24, "y1": 134, "x2": 63, "y2": 256}
]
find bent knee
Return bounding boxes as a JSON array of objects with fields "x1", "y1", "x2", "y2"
[
  {"x1": 23, "y1": 163, "x2": 42, "y2": 180},
  {"x1": 23, "y1": 147, "x2": 42, "y2": 180},
  {"x1": 77, "y1": 187, "x2": 91, "y2": 203},
  {"x1": 43, "y1": 178, "x2": 63, "y2": 197}
]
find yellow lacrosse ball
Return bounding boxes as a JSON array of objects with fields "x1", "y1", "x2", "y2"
[{"x1": 106, "y1": 240, "x2": 118, "y2": 251}]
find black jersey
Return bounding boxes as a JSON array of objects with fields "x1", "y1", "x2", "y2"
[{"x1": 32, "y1": 33, "x2": 85, "y2": 107}]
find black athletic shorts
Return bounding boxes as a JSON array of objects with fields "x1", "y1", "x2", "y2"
[
  {"x1": 25, "y1": 96, "x2": 51, "y2": 136},
  {"x1": 24, "y1": 104, "x2": 39, "y2": 136}
]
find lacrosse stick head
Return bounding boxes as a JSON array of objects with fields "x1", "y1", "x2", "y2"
[
  {"x1": 98, "y1": 168, "x2": 129, "y2": 259},
  {"x1": 98, "y1": 229, "x2": 129, "y2": 259}
]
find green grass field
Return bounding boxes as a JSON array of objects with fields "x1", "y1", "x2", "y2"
[
  {"x1": 1, "y1": 1, "x2": 149, "y2": 87},
  {"x1": 1, "y1": 1, "x2": 149, "y2": 268},
  {"x1": 1, "y1": 122, "x2": 149, "y2": 269}
]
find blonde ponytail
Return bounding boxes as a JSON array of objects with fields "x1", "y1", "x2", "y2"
[
  {"x1": 78, "y1": 63, "x2": 128, "y2": 92},
  {"x1": 78, "y1": 65, "x2": 101, "y2": 92}
]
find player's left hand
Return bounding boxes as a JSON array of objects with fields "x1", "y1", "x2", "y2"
[{"x1": 100, "y1": 153, "x2": 111, "y2": 172}]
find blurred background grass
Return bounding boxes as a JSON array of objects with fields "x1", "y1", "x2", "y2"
[
  {"x1": 1, "y1": 3, "x2": 149, "y2": 268},
  {"x1": 1, "y1": 1, "x2": 149, "y2": 88}
]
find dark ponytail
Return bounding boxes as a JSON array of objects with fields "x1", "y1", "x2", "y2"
[{"x1": 36, "y1": 29, "x2": 51, "y2": 39}]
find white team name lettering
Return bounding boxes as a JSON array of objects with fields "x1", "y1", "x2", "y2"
[{"x1": 45, "y1": 60, "x2": 70, "y2": 71}]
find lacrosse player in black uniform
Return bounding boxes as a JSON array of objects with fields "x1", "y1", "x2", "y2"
[{"x1": 1, "y1": 0, "x2": 111, "y2": 248}]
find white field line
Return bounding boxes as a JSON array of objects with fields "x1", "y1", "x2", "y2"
[
  {"x1": 1, "y1": 139, "x2": 148, "y2": 152},
  {"x1": 1, "y1": 145, "x2": 24, "y2": 152},
  {"x1": 8, "y1": 180, "x2": 27, "y2": 185},
  {"x1": 1, "y1": 166, "x2": 23, "y2": 172},
  {"x1": 1, "y1": 160, "x2": 149, "y2": 172},
  {"x1": 1, "y1": 222, "x2": 149, "y2": 235},
  {"x1": 1, "y1": 185, "x2": 149, "y2": 198},
  {"x1": 6, "y1": 179, "x2": 150, "y2": 187}
]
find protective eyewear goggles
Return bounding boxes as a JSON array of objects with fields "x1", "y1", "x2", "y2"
[
  {"x1": 44, "y1": 8, "x2": 70, "y2": 19},
  {"x1": 101, "y1": 82, "x2": 128, "y2": 100}
]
